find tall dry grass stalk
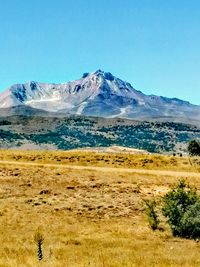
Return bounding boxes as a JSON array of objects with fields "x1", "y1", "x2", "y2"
[{"x1": 34, "y1": 231, "x2": 44, "y2": 261}]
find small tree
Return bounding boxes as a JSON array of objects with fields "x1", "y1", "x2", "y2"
[
  {"x1": 162, "y1": 180, "x2": 199, "y2": 237},
  {"x1": 188, "y1": 140, "x2": 200, "y2": 156},
  {"x1": 144, "y1": 199, "x2": 160, "y2": 230}
]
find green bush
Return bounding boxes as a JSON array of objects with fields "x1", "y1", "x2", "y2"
[
  {"x1": 145, "y1": 199, "x2": 160, "y2": 230},
  {"x1": 180, "y1": 202, "x2": 200, "y2": 239},
  {"x1": 162, "y1": 180, "x2": 200, "y2": 238}
]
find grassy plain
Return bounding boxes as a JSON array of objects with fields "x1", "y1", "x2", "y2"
[{"x1": 0, "y1": 150, "x2": 200, "y2": 266}]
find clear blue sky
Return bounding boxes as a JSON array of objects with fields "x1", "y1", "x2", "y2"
[{"x1": 0, "y1": 0, "x2": 200, "y2": 104}]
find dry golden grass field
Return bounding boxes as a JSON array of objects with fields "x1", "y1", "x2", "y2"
[{"x1": 0, "y1": 150, "x2": 200, "y2": 267}]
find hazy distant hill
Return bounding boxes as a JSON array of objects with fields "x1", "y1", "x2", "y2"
[{"x1": 0, "y1": 70, "x2": 200, "y2": 123}]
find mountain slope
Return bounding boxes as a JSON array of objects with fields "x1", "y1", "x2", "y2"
[{"x1": 0, "y1": 70, "x2": 200, "y2": 122}]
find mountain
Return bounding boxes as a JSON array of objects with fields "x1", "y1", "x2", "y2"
[{"x1": 0, "y1": 70, "x2": 200, "y2": 122}]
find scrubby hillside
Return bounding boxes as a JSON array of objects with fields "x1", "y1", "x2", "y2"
[{"x1": 0, "y1": 115, "x2": 200, "y2": 153}]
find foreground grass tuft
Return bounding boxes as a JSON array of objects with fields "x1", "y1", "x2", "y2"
[{"x1": 34, "y1": 231, "x2": 44, "y2": 261}]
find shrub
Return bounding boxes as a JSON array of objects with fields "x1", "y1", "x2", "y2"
[
  {"x1": 180, "y1": 202, "x2": 200, "y2": 239},
  {"x1": 162, "y1": 180, "x2": 200, "y2": 237},
  {"x1": 144, "y1": 199, "x2": 160, "y2": 230}
]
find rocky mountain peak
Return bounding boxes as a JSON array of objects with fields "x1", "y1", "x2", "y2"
[
  {"x1": 0, "y1": 70, "x2": 200, "y2": 121},
  {"x1": 92, "y1": 70, "x2": 115, "y2": 81}
]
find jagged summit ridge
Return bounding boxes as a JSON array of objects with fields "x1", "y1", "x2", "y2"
[{"x1": 0, "y1": 70, "x2": 200, "y2": 121}]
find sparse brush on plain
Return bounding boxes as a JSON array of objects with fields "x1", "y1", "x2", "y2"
[
  {"x1": 1, "y1": 150, "x2": 200, "y2": 266},
  {"x1": 0, "y1": 149, "x2": 199, "y2": 172},
  {"x1": 144, "y1": 198, "x2": 160, "y2": 230}
]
